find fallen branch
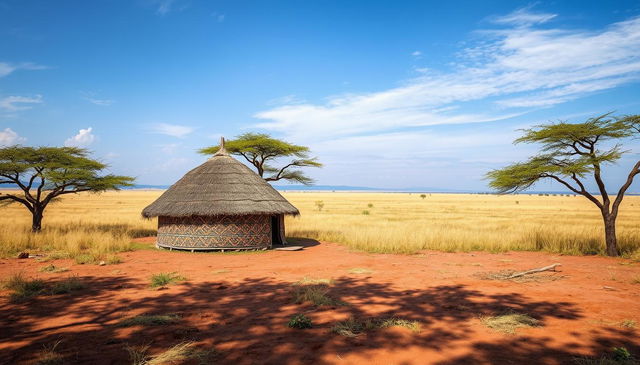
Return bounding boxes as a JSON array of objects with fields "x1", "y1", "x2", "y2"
[{"x1": 506, "y1": 263, "x2": 561, "y2": 279}]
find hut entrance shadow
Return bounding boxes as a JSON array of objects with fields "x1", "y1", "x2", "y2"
[{"x1": 284, "y1": 237, "x2": 320, "y2": 248}]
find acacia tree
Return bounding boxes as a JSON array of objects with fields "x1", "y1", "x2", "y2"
[
  {"x1": 486, "y1": 114, "x2": 640, "y2": 257},
  {"x1": 199, "y1": 133, "x2": 322, "y2": 185},
  {"x1": 0, "y1": 146, "x2": 135, "y2": 232}
]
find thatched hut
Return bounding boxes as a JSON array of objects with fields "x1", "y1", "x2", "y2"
[{"x1": 142, "y1": 138, "x2": 299, "y2": 251}]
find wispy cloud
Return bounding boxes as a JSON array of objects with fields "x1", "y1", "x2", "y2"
[
  {"x1": 411, "y1": 50, "x2": 422, "y2": 57},
  {"x1": 64, "y1": 127, "x2": 96, "y2": 147},
  {"x1": 148, "y1": 123, "x2": 194, "y2": 138},
  {"x1": 0, "y1": 95, "x2": 43, "y2": 111},
  {"x1": 255, "y1": 12, "x2": 640, "y2": 141},
  {"x1": 81, "y1": 92, "x2": 114, "y2": 106},
  {"x1": 0, "y1": 128, "x2": 26, "y2": 147},
  {"x1": 491, "y1": 6, "x2": 557, "y2": 26},
  {"x1": 0, "y1": 62, "x2": 48, "y2": 78}
]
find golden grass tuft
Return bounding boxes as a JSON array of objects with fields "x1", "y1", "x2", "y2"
[
  {"x1": 480, "y1": 313, "x2": 540, "y2": 334},
  {"x1": 331, "y1": 316, "x2": 421, "y2": 337},
  {"x1": 117, "y1": 314, "x2": 180, "y2": 327}
]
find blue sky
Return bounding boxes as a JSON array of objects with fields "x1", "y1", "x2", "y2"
[{"x1": 2, "y1": 0, "x2": 640, "y2": 191}]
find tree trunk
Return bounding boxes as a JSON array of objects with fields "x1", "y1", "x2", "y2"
[
  {"x1": 603, "y1": 214, "x2": 619, "y2": 257},
  {"x1": 32, "y1": 208, "x2": 43, "y2": 233}
]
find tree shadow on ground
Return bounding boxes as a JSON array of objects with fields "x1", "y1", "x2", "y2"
[{"x1": 0, "y1": 275, "x2": 637, "y2": 364}]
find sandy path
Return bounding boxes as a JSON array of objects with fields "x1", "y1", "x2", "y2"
[{"x1": 1, "y1": 239, "x2": 638, "y2": 364}]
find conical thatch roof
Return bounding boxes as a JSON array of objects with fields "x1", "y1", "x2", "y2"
[{"x1": 142, "y1": 139, "x2": 299, "y2": 218}]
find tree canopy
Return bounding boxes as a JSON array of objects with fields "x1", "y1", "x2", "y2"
[
  {"x1": 0, "y1": 146, "x2": 135, "y2": 231},
  {"x1": 486, "y1": 113, "x2": 640, "y2": 256},
  {"x1": 199, "y1": 133, "x2": 322, "y2": 185}
]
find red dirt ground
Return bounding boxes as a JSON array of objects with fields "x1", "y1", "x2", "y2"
[{"x1": 1, "y1": 238, "x2": 639, "y2": 365}]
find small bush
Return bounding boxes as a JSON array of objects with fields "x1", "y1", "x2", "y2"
[
  {"x1": 74, "y1": 254, "x2": 98, "y2": 265},
  {"x1": 612, "y1": 347, "x2": 633, "y2": 361},
  {"x1": 106, "y1": 255, "x2": 122, "y2": 265},
  {"x1": 377, "y1": 317, "x2": 422, "y2": 332},
  {"x1": 49, "y1": 276, "x2": 86, "y2": 295},
  {"x1": 126, "y1": 344, "x2": 150, "y2": 365},
  {"x1": 288, "y1": 314, "x2": 312, "y2": 329},
  {"x1": 150, "y1": 272, "x2": 186, "y2": 288},
  {"x1": 331, "y1": 317, "x2": 370, "y2": 337},
  {"x1": 331, "y1": 317, "x2": 421, "y2": 337},
  {"x1": 35, "y1": 340, "x2": 64, "y2": 365},
  {"x1": 314, "y1": 201, "x2": 324, "y2": 211},
  {"x1": 292, "y1": 284, "x2": 346, "y2": 306},
  {"x1": 480, "y1": 313, "x2": 540, "y2": 334},
  {"x1": 361, "y1": 210, "x2": 370, "y2": 215},
  {"x1": 117, "y1": 314, "x2": 180, "y2": 327},
  {"x1": 420, "y1": 194, "x2": 426, "y2": 199},
  {"x1": 4, "y1": 273, "x2": 46, "y2": 302},
  {"x1": 39, "y1": 264, "x2": 69, "y2": 273},
  {"x1": 367, "y1": 203, "x2": 374, "y2": 208}
]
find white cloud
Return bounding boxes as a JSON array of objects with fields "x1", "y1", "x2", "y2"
[
  {"x1": 64, "y1": 127, "x2": 96, "y2": 148},
  {"x1": 411, "y1": 51, "x2": 422, "y2": 57},
  {"x1": 0, "y1": 95, "x2": 43, "y2": 111},
  {"x1": 0, "y1": 62, "x2": 48, "y2": 78},
  {"x1": 148, "y1": 123, "x2": 194, "y2": 138},
  {"x1": 255, "y1": 14, "x2": 640, "y2": 141},
  {"x1": 81, "y1": 92, "x2": 114, "y2": 106},
  {"x1": 0, "y1": 128, "x2": 26, "y2": 146},
  {"x1": 491, "y1": 6, "x2": 557, "y2": 26}
]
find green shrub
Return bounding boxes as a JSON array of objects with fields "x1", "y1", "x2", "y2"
[
  {"x1": 150, "y1": 272, "x2": 186, "y2": 288},
  {"x1": 288, "y1": 314, "x2": 312, "y2": 329}
]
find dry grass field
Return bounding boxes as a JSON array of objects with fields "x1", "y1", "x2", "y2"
[{"x1": 1, "y1": 190, "x2": 639, "y2": 259}]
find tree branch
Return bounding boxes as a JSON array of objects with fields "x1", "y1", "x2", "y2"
[
  {"x1": 611, "y1": 159, "x2": 640, "y2": 217},
  {"x1": 543, "y1": 173, "x2": 603, "y2": 208}
]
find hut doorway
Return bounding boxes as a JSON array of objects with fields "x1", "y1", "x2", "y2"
[{"x1": 271, "y1": 216, "x2": 283, "y2": 246}]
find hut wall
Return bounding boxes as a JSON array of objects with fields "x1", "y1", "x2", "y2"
[
  {"x1": 278, "y1": 214, "x2": 287, "y2": 244},
  {"x1": 157, "y1": 215, "x2": 271, "y2": 249}
]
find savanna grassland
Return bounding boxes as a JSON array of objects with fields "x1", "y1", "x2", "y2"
[{"x1": 1, "y1": 190, "x2": 639, "y2": 259}]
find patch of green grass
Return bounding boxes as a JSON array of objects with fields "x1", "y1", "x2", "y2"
[
  {"x1": 74, "y1": 253, "x2": 98, "y2": 265},
  {"x1": 106, "y1": 255, "x2": 122, "y2": 265},
  {"x1": 348, "y1": 268, "x2": 373, "y2": 274},
  {"x1": 117, "y1": 314, "x2": 180, "y2": 327},
  {"x1": 480, "y1": 313, "x2": 540, "y2": 334},
  {"x1": 39, "y1": 264, "x2": 69, "y2": 273},
  {"x1": 34, "y1": 340, "x2": 64, "y2": 365},
  {"x1": 49, "y1": 276, "x2": 87, "y2": 295},
  {"x1": 292, "y1": 284, "x2": 346, "y2": 306},
  {"x1": 37, "y1": 252, "x2": 70, "y2": 262},
  {"x1": 4, "y1": 272, "x2": 46, "y2": 303},
  {"x1": 150, "y1": 272, "x2": 186, "y2": 288},
  {"x1": 574, "y1": 347, "x2": 636, "y2": 365},
  {"x1": 288, "y1": 314, "x2": 313, "y2": 329}
]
